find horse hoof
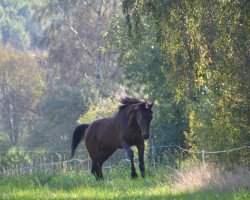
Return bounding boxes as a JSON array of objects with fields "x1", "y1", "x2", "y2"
[
  {"x1": 96, "y1": 177, "x2": 104, "y2": 181},
  {"x1": 131, "y1": 172, "x2": 138, "y2": 179}
]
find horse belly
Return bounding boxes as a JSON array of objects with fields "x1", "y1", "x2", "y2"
[{"x1": 97, "y1": 130, "x2": 120, "y2": 149}]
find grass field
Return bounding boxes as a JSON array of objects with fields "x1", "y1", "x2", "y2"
[{"x1": 0, "y1": 165, "x2": 249, "y2": 200}]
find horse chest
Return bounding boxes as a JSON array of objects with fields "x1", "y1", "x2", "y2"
[{"x1": 126, "y1": 132, "x2": 142, "y2": 145}]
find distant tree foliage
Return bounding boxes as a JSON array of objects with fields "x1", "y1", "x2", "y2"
[
  {"x1": 0, "y1": 1, "x2": 122, "y2": 155},
  {"x1": 37, "y1": 0, "x2": 121, "y2": 87},
  {"x1": 78, "y1": 97, "x2": 120, "y2": 124},
  {"x1": 26, "y1": 83, "x2": 98, "y2": 151},
  {"x1": 0, "y1": 0, "x2": 44, "y2": 49},
  {"x1": 0, "y1": 46, "x2": 45, "y2": 145}
]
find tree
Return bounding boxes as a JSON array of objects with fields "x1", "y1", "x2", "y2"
[
  {"x1": 38, "y1": 0, "x2": 121, "y2": 89},
  {"x1": 0, "y1": 0, "x2": 44, "y2": 49},
  {"x1": 22, "y1": 0, "x2": 124, "y2": 153},
  {"x1": 26, "y1": 82, "x2": 98, "y2": 152},
  {"x1": 0, "y1": 45, "x2": 45, "y2": 146},
  {"x1": 117, "y1": 0, "x2": 250, "y2": 165}
]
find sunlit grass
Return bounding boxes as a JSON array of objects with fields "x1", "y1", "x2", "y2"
[{"x1": 0, "y1": 165, "x2": 249, "y2": 199}]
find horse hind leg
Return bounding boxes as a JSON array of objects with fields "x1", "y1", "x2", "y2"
[
  {"x1": 91, "y1": 160, "x2": 103, "y2": 180},
  {"x1": 90, "y1": 149, "x2": 115, "y2": 180},
  {"x1": 99, "y1": 148, "x2": 115, "y2": 174}
]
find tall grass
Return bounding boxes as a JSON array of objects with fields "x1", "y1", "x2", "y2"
[
  {"x1": 171, "y1": 162, "x2": 250, "y2": 192},
  {"x1": 0, "y1": 163, "x2": 249, "y2": 199}
]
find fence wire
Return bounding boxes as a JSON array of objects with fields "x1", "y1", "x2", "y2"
[{"x1": 0, "y1": 145, "x2": 249, "y2": 177}]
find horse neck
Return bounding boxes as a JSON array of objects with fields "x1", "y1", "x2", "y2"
[{"x1": 120, "y1": 106, "x2": 140, "y2": 131}]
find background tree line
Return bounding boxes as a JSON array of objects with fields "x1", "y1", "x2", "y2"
[{"x1": 0, "y1": 0, "x2": 249, "y2": 169}]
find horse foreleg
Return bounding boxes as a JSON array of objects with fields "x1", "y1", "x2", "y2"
[
  {"x1": 122, "y1": 142, "x2": 137, "y2": 178},
  {"x1": 137, "y1": 143, "x2": 145, "y2": 178}
]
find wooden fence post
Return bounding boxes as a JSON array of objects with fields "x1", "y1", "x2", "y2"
[
  {"x1": 51, "y1": 156, "x2": 54, "y2": 174},
  {"x1": 43, "y1": 156, "x2": 46, "y2": 174},
  {"x1": 202, "y1": 149, "x2": 205, "y2": 173}
]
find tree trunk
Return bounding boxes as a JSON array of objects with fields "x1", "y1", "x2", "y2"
[{"x1": 1, "y1": 71, "x2": 14, "y2": 144}]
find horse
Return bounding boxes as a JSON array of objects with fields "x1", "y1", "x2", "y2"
[{"x1": 71, "y1": 97, "x2": 153, "y2": 180}]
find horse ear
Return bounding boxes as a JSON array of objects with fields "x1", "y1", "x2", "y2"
[
  {"x1": 148, "y1": 102, "x2": 154, "y2": 109},
  {"x1": 139, "y1": 102, "x2": 154, "y2": 110}
]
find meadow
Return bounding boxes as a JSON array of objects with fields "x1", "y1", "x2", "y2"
[{"x1": 0, "y1": 164, "x2": 249, "y2": 200}]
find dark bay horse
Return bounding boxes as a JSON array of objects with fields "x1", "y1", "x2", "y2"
[{"x1": 71, "y1": 97, "x2": 153, "y2": 179}]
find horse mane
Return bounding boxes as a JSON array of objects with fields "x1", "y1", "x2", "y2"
[{"x1": 119, "y1": 97, "x2": 145, "y2": 111}]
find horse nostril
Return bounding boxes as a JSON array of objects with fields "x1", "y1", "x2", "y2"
[{"x1": 143, "y1": 135, "x2": 149, "y2": 140}]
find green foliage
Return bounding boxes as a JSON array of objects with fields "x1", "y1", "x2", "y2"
[
  {"x1": 109, "y1": 4, "x2": 189, "y2": 162},
  {"x1": 27, "y1": 83, "x2": 98, "y2": 151},
  {"x1": 37, "y1": 0, "x2": 120, "y2": 89},
  {"x1": 0, "y1": 1, "x2": 123, "y2": 155},
  {"x1": 0, "y1": 45, "x2": 46, "y2": 145},
  {"x1": 0, "y1": 0, "x2": 44, "y2": 49},
  {"x1": 117, "y1": 0, "x2": 250, "y2": 165},
  {"x1": 0, "y1": 145, "x2": 33, "y2": 173},
  {"x1": 0, "y1": 0, "x2": 249, "y2": 170},
  {"x1": 78, "y1": 97, "x2": 120, "y2": 124}
]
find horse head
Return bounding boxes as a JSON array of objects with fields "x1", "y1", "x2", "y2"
[{"x1": 130, "y1": 101, "x2": 154, "y2": 140}]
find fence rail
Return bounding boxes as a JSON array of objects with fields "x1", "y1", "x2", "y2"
[{"x1": 0, "y1": 145, "x2": 249, "y2": 177}]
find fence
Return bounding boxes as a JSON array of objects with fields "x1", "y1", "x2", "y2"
[
  {"x1": 0, "y1": 149, "x2": 124, "y2": 177},
  {"x1": 0, "y1": 145, "x2": 249, "y2": 177},
  {"x1": 174, "y1": 145, "x2": 249, "y2": 170},
  {"x1": 0, "y1": 157, "x2": 115, "y2": 177}
]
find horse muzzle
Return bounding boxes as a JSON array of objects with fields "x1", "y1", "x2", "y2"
[{"x1": 142, "y1": 134, "x2": 149, "y2": 140}]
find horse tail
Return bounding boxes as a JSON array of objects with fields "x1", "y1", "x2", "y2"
[{"x1": 71, "y1": 124, "x2": 89, "y2": 158}]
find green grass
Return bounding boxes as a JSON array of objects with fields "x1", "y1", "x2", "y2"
[{"x1": 0, "y1": 166, "x2": 249, "y2": 200}]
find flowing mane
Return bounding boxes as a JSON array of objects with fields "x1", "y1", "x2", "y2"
[{"x1": 119, "y1": 97, "x2": 145, "y2": 111}]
